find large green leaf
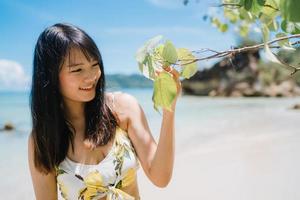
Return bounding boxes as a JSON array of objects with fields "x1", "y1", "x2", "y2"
[
  {"x1": 280, "y1": 20, "x2": 300, "y2": 34},
  {"x1": 162, "y1": 40, "x2": 178, "y2": 66},
  {"x1": 244, "y1": 0, "x2": 263, "y2": 16},
  {"x1": 257, "y1": 0, "x2": 266, "y2": 6},
  {"x1": 177, "y1": 48, "x2": 198, "y2": 79},
  {"x1": 244, "y1": 0, "x2": 252, "y2": 10},
  {"x1": 139, "y1": 54, "x2": 156, "y2": 80},
  {"x1": 280, "y1": 0, "x2": 300, "y2": 22},
  {"x1": 261, "y1": 0, "x2": 279, "y2": 17},
  {"x1": 152, "y1": 72, "x2": 177, "y2": 111}
]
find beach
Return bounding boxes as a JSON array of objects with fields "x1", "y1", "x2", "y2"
[{"x1": 0, "y1": 89, "x2": 299, "y2": 199}]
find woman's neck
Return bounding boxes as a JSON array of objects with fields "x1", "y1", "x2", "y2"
[{"x1": 62, "y1": 99, "x2": 85, "y2": 123}]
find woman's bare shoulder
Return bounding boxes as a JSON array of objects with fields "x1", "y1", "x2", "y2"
[
  {"x1": 104, "y1": 91, "x2": 136, "y2": 108},
  {"x1": 104, "y1": 91, "x2": 137, "y2": 130}
]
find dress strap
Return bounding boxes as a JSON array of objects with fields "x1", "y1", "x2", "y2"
[{"x1": 111, "y1": 92, "x2": 116, "y2": 111}]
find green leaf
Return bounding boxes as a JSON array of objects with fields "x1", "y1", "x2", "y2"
[
  {"x1": 220, "y1": 23, "x2": 229, "y2": 32},
  {"x1": 244, "y1": 0, "x2": 252, "y2": 10},
  {"x1": 239, "y1": 8, "x2": 254, "y2": 22},
  {"x1": 177, "y1": 48, "x2": 192, "y2": 61},
  {"x1": 268, "y1": 19, "x2": 278, "y2": 31},
  {"x1": 239, "y1": 24, "x2": 249, "y2": 37},
  {"x1": 139, "y1": 54, "x2": 156, "y2": 80},
  {"x1": 135, "y1": 35, "x2": 163, "y2": 63},
  {"x1": 152, "y1": 72, "x2": 177, "y2": 111},
  {"x1": 261, "y1": 23, "x2": 270, "y2": 42},
  {"x1": 257, "y1": 0, "x2": 266, "y2": 6},
  {"x1": 264, "y1": 44, "x2": 283, "y2": 65},
  {"x1": 259, "y1": 13, "x2": 278, "y2": 31},
  {"x1": 152, "y1": 44, "x2": 164, "y2": 63},
  {"x1": 275, "y1": 32, "x2": 289, "y2": 47},
  {"x1": 211, "y1": 17, "x2": 221, "y2": 27},
  {"x1": 280, "y1": 0, "x2": 300, "y2": 22},
  {"x1": 162, "y1": 40, "x2": 178, "y2": 66},
  {"x1": 146, "y1": 55, "x2": 156, "y2": 80},
  {"x1": 224, "y1": 8, "x2": 239, "y2": 23},
  {"x1": 181, "y1": 62, "x2": 198, "y2": 79},
  {"x1": 177, "y1": 48, "x2": 198, "y2": 79},
  {"x1": 244, "y1": 0, "x2": 263, "y2": 16},
  {"x1": 280, "y1": 20, "x2": 300, "y2": 33},
  {"x1": 261, "y1": 0, "x2": 279, "y2": 17}
]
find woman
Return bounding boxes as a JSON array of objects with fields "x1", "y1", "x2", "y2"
[{"x1": 28, "y1": 23, "x2": 181, "y2": 200}]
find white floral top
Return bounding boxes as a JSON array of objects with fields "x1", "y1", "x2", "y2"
[{"x1": 55, "y1": 126, "x2": 140, "y2": 200}]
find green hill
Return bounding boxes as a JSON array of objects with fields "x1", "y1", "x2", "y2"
[{"x1": 106, "y1": 74, "x2": 153, "y2": 89}]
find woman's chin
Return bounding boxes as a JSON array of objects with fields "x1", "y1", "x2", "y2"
[{"x1": 78, "y1": 92, "x2": 96, "y2": 102}]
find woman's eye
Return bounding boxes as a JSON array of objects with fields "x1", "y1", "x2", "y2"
[
  {"x1": 92, "y1": 63, "x2": 99, "y2": 67},
  {"x1": 71, "y1": 69, "x2": 81, "y2": 72}
]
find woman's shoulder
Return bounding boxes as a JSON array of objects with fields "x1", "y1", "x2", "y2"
[
  {"x1": 104, "y1": 91, "x2": 140, "y2": 129},
  {"x1": 105, "y1": 91, "x2": 139, "y2": 109}
]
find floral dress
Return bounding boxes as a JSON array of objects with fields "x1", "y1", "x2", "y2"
[{"x1": 55, "y1": 127, "x2": 140, "y2": 200}]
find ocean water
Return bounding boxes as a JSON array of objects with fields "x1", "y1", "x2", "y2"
[{"x1": 0, "y1": 89, "x2": 300, "y2": 199}]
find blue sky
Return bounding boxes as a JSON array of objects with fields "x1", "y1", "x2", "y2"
[{"x1": 0, "y1": 0, "x2": 238, "y2": 91}]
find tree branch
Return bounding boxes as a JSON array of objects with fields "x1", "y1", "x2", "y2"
[
  {"x1": 176, "y1": 34, "x2": 300, "y2": 75},
  {"x1": 214, "y1": 2, "x2": 279, "y2": 11}
]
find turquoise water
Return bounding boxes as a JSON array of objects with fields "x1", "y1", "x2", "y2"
[{"x1": 0, "y1": 89, "x2": 300, "y2": 199}]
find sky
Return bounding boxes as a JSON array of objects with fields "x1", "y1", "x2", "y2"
[{"x1": 0, "y1": 0, "x2": 238, "y2": 91}]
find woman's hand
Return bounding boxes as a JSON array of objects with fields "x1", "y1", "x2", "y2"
[
  {"x1": 162, "y1": 66, "x2": 182, "y2": 111},
  {"x1": 154, "y1": 66, "x2": 182, "y2": 112}
]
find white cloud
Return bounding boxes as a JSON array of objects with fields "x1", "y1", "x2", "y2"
[
  {"x1": 145, "y1": 0, "x2": 185, "y2": 9},
  {"x1": 103, "y1": 26, "x2": 205, "y2": 36},
  {"x1": 0, "y1": 59, "x2": 30, "y2": 91}
]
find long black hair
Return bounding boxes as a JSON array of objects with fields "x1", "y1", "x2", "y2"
[{"x1": 30, "y1": 23, "x2": 118, "y2": 174}]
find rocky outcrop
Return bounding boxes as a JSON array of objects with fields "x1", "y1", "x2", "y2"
[{"x1": 182, "y1": 50, "x2": 300, "y2": 97}]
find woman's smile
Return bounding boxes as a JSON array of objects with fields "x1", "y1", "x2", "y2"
[{"x1": 79, "y1": 84, "x2": 95, "y2": 91}]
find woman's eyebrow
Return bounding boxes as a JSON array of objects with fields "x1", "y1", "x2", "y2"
[
  {"x1": 68, "y1": 61, "x2": 98, "y2": 68},
  {"x1": 68, "y1": 63, "x2": 84, "y2": 68}
]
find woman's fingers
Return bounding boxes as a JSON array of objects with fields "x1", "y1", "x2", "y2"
[{"x1": 154, "y1": 66, "x2": 182, "y2": 101}]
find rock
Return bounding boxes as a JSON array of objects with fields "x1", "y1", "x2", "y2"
[
  {"x1": 208, "y1": 90, "x2": 218, "y2": 97},
  {"x1": 0, "y1": 122, "x2": 15, "y2": 131},
  {"x1": 292, "y1": 103, "x2": 300, "y2": 110},
  {"x1": 230, "y1": 90, "x2": 243, "y2": 97},
  {"x1": 234, "y1": 82, "x2": 251, "y2": 91}
]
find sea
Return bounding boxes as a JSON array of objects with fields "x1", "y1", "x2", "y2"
[{"x1": 0, "y1": 88, "x2": 300, "y2": 199}]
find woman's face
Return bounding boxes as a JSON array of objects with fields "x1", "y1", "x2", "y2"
[{"x1": 59, "y1": 47, "x2": 101, "y2": 104}]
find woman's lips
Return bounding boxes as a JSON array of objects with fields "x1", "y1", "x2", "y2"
[{"x1": 79, "y1": 84, "x2": 94, "y2": 91}]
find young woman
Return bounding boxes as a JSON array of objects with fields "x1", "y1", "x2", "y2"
[{"x1": 28, "y1": 23, "x2": 181, "y2": 200}]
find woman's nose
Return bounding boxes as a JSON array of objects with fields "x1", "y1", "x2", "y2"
[{"x1": 83, "y1": 70, "x2": 97, "y2": 84}]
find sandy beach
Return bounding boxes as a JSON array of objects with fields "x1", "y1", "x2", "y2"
[
  {"x1": 1, "y1": 91, "x2": 300, "y2": 200},
  {"x1": 137, "y1": 96, "x2": 300, "y2": 200},
  {"x1": 139, "y1": 126, "x2": 300, "y2": 200}
]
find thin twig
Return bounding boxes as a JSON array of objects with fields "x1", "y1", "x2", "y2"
[
  {"x1": 216, "y1": 3, "x2": 242, "y2": 8},
  {"x1": 175, "y1": 34, "x2": 300, "y2": 74},
  {"x1": 271, "y1": 53, "x2": 300, "y2": 75},
  {"x1": 215, "y1": 2, "x2": 279, "y2": 11}
]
